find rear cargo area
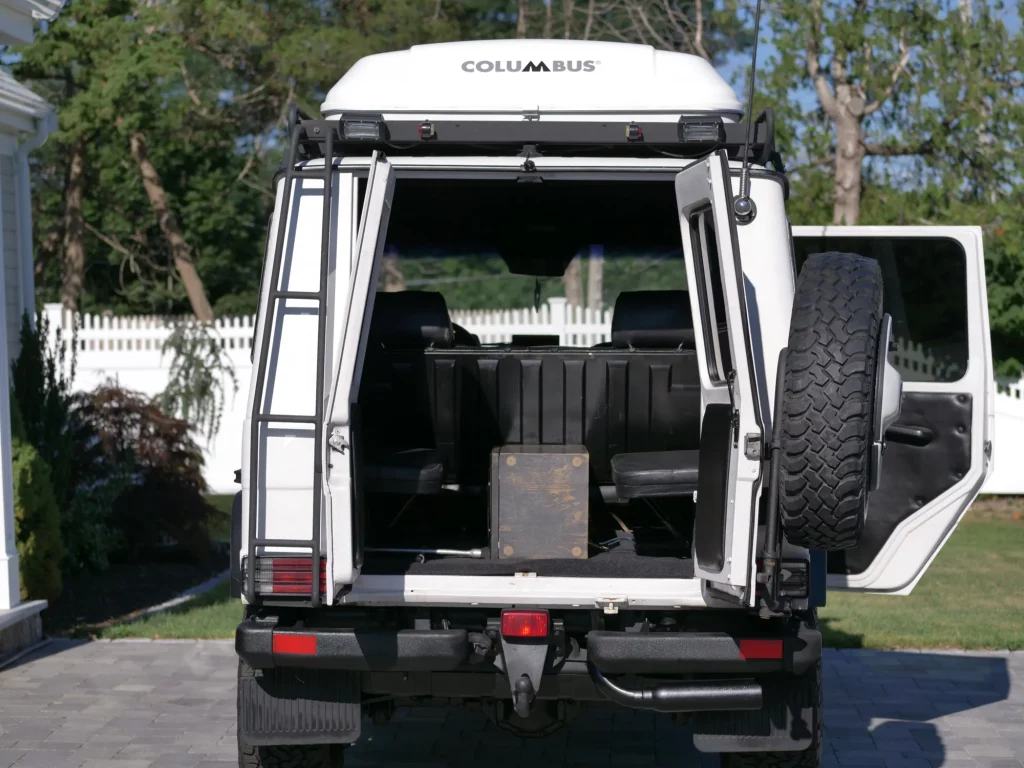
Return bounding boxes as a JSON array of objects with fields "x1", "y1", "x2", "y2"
[{"x1": 353, "y1": 177, "x2": 704, "y2": 578}]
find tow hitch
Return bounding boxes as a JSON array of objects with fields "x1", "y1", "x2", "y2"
[{"x1": 495, "y1": 610, "x2": 557, "y2": 718}]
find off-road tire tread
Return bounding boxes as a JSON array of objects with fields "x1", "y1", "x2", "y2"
[
  {"x1": 779, "y1": 252, "x2": 883, "y2": 551},
  {"x1": 722, "y1": 612, "x2": 824, "y2": 768},
  {"x1": 237, "y1": 661, "x2": 345, "y2": 768}
]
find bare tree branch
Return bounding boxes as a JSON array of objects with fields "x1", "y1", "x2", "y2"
[
  {"x1": 629, "y1": 1, "x2": 674, "y2": 51},
  {"x1": 235, "y1": 136, "x2": 263, "y2": 184},
  {"x1": 583, "y1": 0, "x2": 597, "y2": 39},
  {"x1": 516, "y1": 0, "x2": 530, "y2": 37},
  {"x1": 862, "y1": 139, "x2": 933, "y2": 156},
  {"x1": 864, "y1": 32, "x2": 911, "y2": 115},
  {"x1": 692, "y1": 0, "x2": 711, "y2": 61},
  {"x1": 807, "y1": 0, "x2": 839, "y2": 119}
]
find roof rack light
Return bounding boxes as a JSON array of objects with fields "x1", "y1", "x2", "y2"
[
  {"x1": 343, "y1": 120, "x2": 382, "y2": 140},
  {"x1": 678, "y1": 119, "x2": 725, "y2": 143}
]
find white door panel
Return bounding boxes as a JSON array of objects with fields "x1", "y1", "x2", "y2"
[
  {"x1": 325, "y1": 153, "x2": 395, "y2": 590},
  {"x1": 242, "y1": 168, "x2": 359, "y2": 597},
  {"x1": 675, "y1": 151, "x2": 763, "y2": 596},
  {"x1": 792, "y1": 226, "x2": 993, "y2": 594}
]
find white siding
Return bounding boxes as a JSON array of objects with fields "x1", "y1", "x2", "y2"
[{"x1": 1, "y1": 154, "x2": 20, "y2": 359}]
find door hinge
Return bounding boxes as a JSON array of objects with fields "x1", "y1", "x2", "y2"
[
  {"x1": 726, "y1": 370, "x2": 740, "y2": 446},
  {"x1": 328, "y1": 429, "x2": 349, "y2": 454},
  {"x1": 984, "y1": 440, "x2": 992, "y2": 460}
]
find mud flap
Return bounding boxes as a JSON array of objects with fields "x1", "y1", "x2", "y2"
[
  {"x1": 691, "y1": 668, "x2": 819, "y2": 753},
  {"x1": 238, "y1": 663, "x2": 361, "y2": 745}
]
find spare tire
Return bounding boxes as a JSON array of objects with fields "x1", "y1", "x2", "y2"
[{"x1": 779, "y1": 252, "x2": 884, "y2": 551}]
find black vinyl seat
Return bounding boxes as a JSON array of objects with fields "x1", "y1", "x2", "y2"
[
  {"x1": 611, "y1": 450, "x2": 700, "y2": 498},
  {"x1": 607, "y1": 291, "x2": 702, "y2": 498},
  {"x1": 610, "y1": 290, "x2": 695, "y2": 350},
  {"x1": 363, "y1": 291, "x2": 454, "y2": 494}
]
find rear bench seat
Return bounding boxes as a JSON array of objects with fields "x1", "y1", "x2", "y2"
[
  {"x1": 361, "y1": 291, "x2": 451, "y2": 494},
  {"x1": 606, "y1": 290, "x2": 701, "y2": 499},
  {"x1": 360, "y1": 289, "x2": 702, "y2": 493}
]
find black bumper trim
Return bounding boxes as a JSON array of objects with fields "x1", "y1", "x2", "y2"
[
  {"x1": 587, "y1": 626, "x2": 821, "y2": 676},
  {"x1": 235, "y1": 619, "x2": 470, "y2": 671}
]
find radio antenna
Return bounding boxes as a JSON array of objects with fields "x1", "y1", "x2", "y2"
[{"x1": 733, "y1": 0, "x2": 764, "y2": 224}]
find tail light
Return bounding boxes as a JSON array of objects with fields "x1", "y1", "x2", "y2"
[
  {"x1": 248, "y1": 556, "x2": 327, "y2": 596},
  {"x1": 501, "y1": 610, "x2": 549, "y2": 638}
]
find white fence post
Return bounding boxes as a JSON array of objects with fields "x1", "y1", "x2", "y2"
[{"x1": 548, "y1": 297, "x2": 569, "y2": 345}]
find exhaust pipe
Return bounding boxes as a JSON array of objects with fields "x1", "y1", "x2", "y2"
[{"x1": 588, "y1": 664, "x2": 762, "y2": 713}]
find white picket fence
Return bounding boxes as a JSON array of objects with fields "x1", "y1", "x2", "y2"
[{"x1": 44, "y1": 300, "x2": 1024, "y2": 495}]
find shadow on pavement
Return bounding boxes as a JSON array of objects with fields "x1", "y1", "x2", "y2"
[{"x1": 348, "y1": 649, "x2": 1013, "y2": 767}]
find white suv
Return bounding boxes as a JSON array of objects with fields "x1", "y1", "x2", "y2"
[{"x1": 229, "y1": 39, "x2": 994, "y2": 768}]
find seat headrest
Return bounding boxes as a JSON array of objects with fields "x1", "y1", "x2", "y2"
[
  {"x1": 369, "y1": 291, "x2": 453, "y2": 348},
  {"x1": 611, "y1": 290, "x2": 695, "y2": 349}
]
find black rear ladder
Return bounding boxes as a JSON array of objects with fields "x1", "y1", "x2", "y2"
[{"x1": 246, "y1": 108, "x2": 342, "y2": 606}]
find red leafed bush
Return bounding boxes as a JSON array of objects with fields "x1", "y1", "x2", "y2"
[{"x1": 76, "y1": 384, "x2": 214, "y2": 562}]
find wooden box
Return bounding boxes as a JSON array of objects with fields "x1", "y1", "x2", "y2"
[{"x1": 490, "y1": 445, "x2": 589, "y2": 560}]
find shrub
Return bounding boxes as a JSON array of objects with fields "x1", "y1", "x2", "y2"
[
  {"x1": 10, "y1": 396, "x2": 63, "y2": 602},
  {"x1": 9, "y1": 312, "x2": 129, "y2": 574},
  {"x1": 77, "y1": 384, "x2": 213, "y2": 561}
]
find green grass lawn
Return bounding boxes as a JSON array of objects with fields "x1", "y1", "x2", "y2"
[{"x1": 96, "y1": 499, "x2": 1024, "y2": 649}]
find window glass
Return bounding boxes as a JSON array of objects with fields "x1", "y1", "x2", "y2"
[
  {"x1": 793, "y1": 237, "x2": 968, "y2": 382},
  {"x1": 689, "y1": 208, "x2": 732, "y2": 382},
  {"x1": 368, "y1": 178, "x2": 688, "y2": 347}
]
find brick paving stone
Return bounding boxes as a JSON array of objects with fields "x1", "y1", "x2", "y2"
[{"x1": 0, "y1": 640, "x2": 1021, "y2": 766}]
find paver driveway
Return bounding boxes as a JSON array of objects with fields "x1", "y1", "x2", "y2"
[{"x1": 0, "y1": 639, "x2": 1021, "y2": 767}]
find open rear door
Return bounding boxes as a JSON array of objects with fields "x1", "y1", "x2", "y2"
[
  {"x1": 324, "y1": 152, "x2": 395, "y2": 591},
  {"x1": 676, "y1": 151, "x2": 764, "y2": 596},
  {"x1": 792, "y1": 226, "x2": 993, "y2": 594}
]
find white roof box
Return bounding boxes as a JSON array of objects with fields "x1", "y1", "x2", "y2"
[{"x1": 321, "y1": 40, "x2": 742, "y2": 122}]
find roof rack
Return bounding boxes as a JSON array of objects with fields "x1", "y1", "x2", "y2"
[{"x1": 287, "y1": 107, "x2": 781, "y2": 165}]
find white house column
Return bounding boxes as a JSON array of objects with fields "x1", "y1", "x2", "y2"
[{"x1": 0, "y1": 152, "x2": 18, "y2": 610}]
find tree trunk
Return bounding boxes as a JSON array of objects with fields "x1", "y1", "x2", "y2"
[
  {"x1": 516, "y1": 0, "x2": 529, "y2": 37},
  {"x1": 563, "y1": 256, "x2": 584, "y2": 307},
  {"x1": 129, "y1": 132, "x2": 215, "y2": 321},
  {"x1": 60, "y1": 138, "x2": 87, "y2": 311},
  {"x1": 831, "y1": 81, "x2": 866, "y2": 226},
  {"x1": 381, "y1": 249, "x2": 405, "y2": 292},
  {"x1": 543, "y1": 0, "x2": 553, "y2": 38},
  {"x1": 586, "y1": 244, "x2": 604, "y2": 311}
]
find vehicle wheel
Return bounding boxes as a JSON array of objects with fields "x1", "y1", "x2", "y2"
[
  {"x1": 238, "y1": 661, "x2": 346, "y2": 768},
  {"x1": 779, "y1": 251, "x2": 884, "y2": 551},
  {"x1": 721, "y1": 614, "x2": 823, "y2": 768}
]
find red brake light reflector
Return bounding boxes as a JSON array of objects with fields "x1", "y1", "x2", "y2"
[
  {"x1": 739, "y1": 639, "x2": 784, "y2": 660},
  {"x1": 501, "y1": 610, "x2": 549, "y2": 638},
  {"x1": 272, "y1": 633, "x2": 317, "y2": 656}
]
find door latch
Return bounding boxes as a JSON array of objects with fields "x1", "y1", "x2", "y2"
[
  {"x1": 597, "y1": 597, "x2": 627, "y2": 615},
  {"x1": 328, "y1": 429, "x2": 349, "y2": 454}
]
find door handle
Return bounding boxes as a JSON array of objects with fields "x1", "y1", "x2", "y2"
[{"x1": 885, "y1": 424, "x2": 934, "y2": 447}]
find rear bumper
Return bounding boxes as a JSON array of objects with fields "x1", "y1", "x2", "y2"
[{"x1": 235, "y1": 619, "x2": 820, "y2": 677}]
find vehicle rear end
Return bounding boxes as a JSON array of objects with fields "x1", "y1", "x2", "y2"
[{"x1": 231, "y1": 39, "x2": 993, "y2": 768}]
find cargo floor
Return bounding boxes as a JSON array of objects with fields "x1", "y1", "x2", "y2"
[{"x1": 361, "y1": 550, "x2": 694, "y2": 579}]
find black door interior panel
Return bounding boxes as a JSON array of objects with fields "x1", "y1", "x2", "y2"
[{"x1": 828, "y1": 392, "x2": 972, "y2": 576}]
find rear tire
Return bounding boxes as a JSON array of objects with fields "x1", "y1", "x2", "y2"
[
  {"x1": 779, "y1": 251, "x2": 884, "y2": 551},
  {"x1": 237, "y1": 661, "x2": 346, "y2": 768},
  {"x1": 238, "y1": 737, "x2": 346, "y2": 768}
]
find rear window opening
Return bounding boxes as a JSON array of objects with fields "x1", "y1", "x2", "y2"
[{"x1": 354, "y1": 175, "x2": 728, "y2": 579}]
